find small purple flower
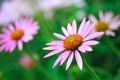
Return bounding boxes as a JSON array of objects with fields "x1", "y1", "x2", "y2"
[{"x1": 0, "y1": 18, "x2": 39, "y2": 52}]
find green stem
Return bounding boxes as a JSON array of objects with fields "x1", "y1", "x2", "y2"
[
  {"x1": 83, "y1": 58, "x2": 101, "y2": 80},
  {"x1": 104, "y1": 36, "x2": 120, "y2": 58}
]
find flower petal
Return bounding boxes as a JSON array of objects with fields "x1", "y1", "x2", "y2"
[
  {"x1": 83, "y1": 40, "x2": 99, "y2": 46},
  {"x1": 78, "y1": 18, "x2": 86, "y2": 34},
  {"x1": 75, "y1": 50, "x2": 83, "y2": 70},
  {"x1": 53, "y1": 51, "x2": 67, "y2": 68},
  {"x1": 43, "y1": 46, "x2": 63, "y2": 50},
  {"x1": 67, "y1": 23, "x2": 73, "y2": 35},
  {"x1": 44, "y1": 48, "x2": 65, "y2": 58},
  {"x1": 82, "y1": 23, "x2": 95, "y2": 38},
  {"x1": 105, "y1": 30, "x2": 115, "y2": 37},
  {"x1": 83, "y1": 32, "x2": 104, "y2": 41},
  {"x1": 46, "y1": 40, "x2": 63, "y2": 46},
  {"x1": 53, "y1": 33, "x2": 66, "y2": 40},
  {"x1": 72, "y1": 20, "x2": 77, "y2": 34},
  {"x1": 89, "y1": 15, "x2": 98, "y2": 23},
  {"x1": 66, "y1": 52, "x2": 74, "y2": 70},
  {"x1": 60, "y1": 51, "x2": 71, "y2": 65},
  {"x1": 18, "y1": 40, "x2": 23, "y2": 50},
  {"x1": 61, "y1": 27, "x2": 69, "y2": 37},
  {"x1": 8, "y1": 25, "x2": 14, "y2": 32}
]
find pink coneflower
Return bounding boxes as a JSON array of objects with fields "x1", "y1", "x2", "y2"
[
  {"x1": 89, "y1": 11, "x2": 120, "y2": 36},
  {"x1": 0, "y1": 18, "x2": 39, "y2": 52},
  {"x1": 43, "y1": 18, "x2": 104, "y2": 70},
  {"x1": 19, "y1": 54, "x2": 35, "y2": 69}
]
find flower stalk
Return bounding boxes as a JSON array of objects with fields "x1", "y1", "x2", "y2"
[
  {"x1": 104, "y1": 36, "x2": 120, "y2": 58},
  {"x1": 83, "y1": 57, "x2": 101, "y2": 80}
]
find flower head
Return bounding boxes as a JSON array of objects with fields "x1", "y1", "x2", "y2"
[
  {"x1": 89, "y1": 11, "x2": 120, "y2": 37},
  {"x1": 43, "y1": 18, "x2": 104, "y2": 70},
  {"x1": 0, "y1": 18, "x2": 39, "y2": 52}
]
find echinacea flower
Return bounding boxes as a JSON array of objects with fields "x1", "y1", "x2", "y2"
[
  {"x1": 43, "y1": 18, "x2": 104, "y2": 70},
  {"x1": 89, "y1": 11, "x2": 120, "y2": 37},
  {"x1": 19, "y1": 54, "x2": 35, "y2": 69},
  {"x1": 0, "y1": 18, "x2": 39, "y2": 52}
]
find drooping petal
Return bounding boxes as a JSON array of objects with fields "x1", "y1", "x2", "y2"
[
  {"x1": 18, "y1": 40, "x2": 23, "y2": 50},
  {"x1": 66, "y1": 52, "x2": 74, "y2": 70},
  {"x1": 60, "y1": 51, "x2": 71, "y2": 65},
  {"x1": 75, "y1": 50, "x2": 83, "y2": 70},
  {"x1": 53, "y1": 33, "x2": 66, "y2": 40},
  {"x1": 105, "y1": 30, "x2": 115, "y2": 37},
  {"x1": 53, "y1": 51, "x2": 67, "y2": 68},
  {"x1": 44, "y1": 48, "x2": 65, "y2": 58}
]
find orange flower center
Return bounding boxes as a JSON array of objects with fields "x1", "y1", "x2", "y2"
[
  {"x1": 95, "y1": 21, "x2": 109, "y2": 32},
  {"x1": 64, "y1": 34, "x2": 83, "y2": 50},
  {"x1": 11, "y1": 30, "x2": 24, "y2": 40}
]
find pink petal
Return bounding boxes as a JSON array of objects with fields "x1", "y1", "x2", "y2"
[
  {"x1": 78, "y1": 45, "x2": 92, "y2": 53},
  {"x1": 72, "y1": 20, "x2": 77, "y2": 34},
  {"x1": 66, "y1": 52, "x2": 74, "y2": 70},
  {"x1": 83, "y1": 40, "x2": 99, "y2": 46},
  {"x1": 82, "y1": 23, "x2": 95, "y2": 38},
  {"x1": 75, "y1": 50, "x2": 83, "y2": 70},
  {"x1": 85, "y1": 45, "x2": 93, "y2": 51},
  {"x1": 78, "y1": 18, "x2": 86, "y2": 34},
  {"x1": 60, "y1": 51, "x2": 71, "y2": 65},
  {"x1": 61, "y1": 27, "x2": 69, "y2": 37},
  {"x1": 8, "y1": 25, "x2": 14, "y2": 32},
  {"x1": 8, "y1": 41, "x2": 17, "y2": 52},
  {"x1": 53, "y1": 51, "x2": 67, "y2": 68},
  {"x1": 89, "y1": 15, "x2": 98, "y2": 23},
  {"x1": 53, "y1": 33, "x2": 66, "y2": 40},
  {"x1": 78, "y1": 45, "x2": 86, "y2": 53},
  {"x1": 44, "y1": 48, "x2": 65, "y2": 58},
  {"x1": 80, "y1": 20, "x2": 90, "y2": 36},
  {"x1": 105, "y1": 30, "x2": 115, "y2": 37},
  {"x1": 43, "y1": 46, "x2": 63, "y2": 50},
  {"x1": 22, "y1": 35, "x2": 33, "y2": 43},
  {"x1": 46, "y1": 40, "x2": 63, "y2": 46},
  {"x1": 99, "y1": 11, "x2": 104, "y2": 21},
  {"x1": 83, "y1": 32, "x2": 104, "y2": 41},
  {"x1": 67, "y1": 23, "x2": 73, "y2": 35},
  {"x1": 2, "y1": 29, "x2": 11, "y2": 35},
  {"x1": 18, "y1": 40, "x2": 23, "y2": 51},
  {"x1": 15, "y1": 21, "x2": 21, "y2": 29},
  {"x1": 0, "y1": 38, "x2": 10, "y2": 44}
]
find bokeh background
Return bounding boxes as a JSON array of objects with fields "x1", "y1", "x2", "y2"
[{"x1": 0, "y1": 0, "x2": 120, "y2": 80}]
